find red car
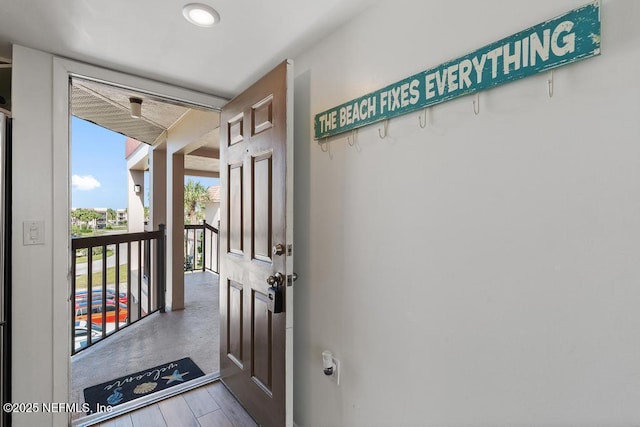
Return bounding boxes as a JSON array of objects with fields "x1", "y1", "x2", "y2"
[{"x1": 75, "y1": 301, "x2": 128, "y2": 324}]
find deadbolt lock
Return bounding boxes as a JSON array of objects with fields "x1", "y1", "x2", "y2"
[{"x1": 272, "y1": 243, "x2": 285, "y2": 256}]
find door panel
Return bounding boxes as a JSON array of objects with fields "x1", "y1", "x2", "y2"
[
  {"x1": 251, "y1": 290, "x2": 272, "y2": 394},
  {"x1": 227, "y1": 280, "x2": 244, "y2": 369},
  {"x1": 220, "y1": 60, "x2": 292, "y2": 427},
  {"x1": 228, "y1": 163, "x2": 243, "y2": 254},
  {"x1": 228, "y1": 113, "x2": 244, "y2": 145},
  {"x1": 252, "y1": 95, "x2": 274, "y2": 135},
  {"x1": 252, "y1": 152, "x2": 272, "y2": 262}
]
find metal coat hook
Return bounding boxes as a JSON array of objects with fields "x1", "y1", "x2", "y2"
[
  {"x1": 347, "y1": 129, "x2": 357, "y2": 146},
  {"x1": 548, "y1": 70, "x2": 554, "y2": 98},
  {"x1": 418, "y1": 108, "x2": 428, "y2": 129},
  {"x1": 319, "y1": 139, "x2": 328, "y2": 152},
  {"x1": 378, "y1": 120, "x2": 389, "y2": 139},
  {"x1": 473, "y1": 93, "x2": 480, "y2": 115}
]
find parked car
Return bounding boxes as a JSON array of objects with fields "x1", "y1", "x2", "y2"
[
  {"x1": 74, "y1": 321, "x2": 103, "y2": 350},
  {"x1": 110, "y1": 290, "x2": 129, "y2": 305},
  {"x1": 74, "y1": 320, "x2": 118, "y2": 350},
  {"x1": 76, "y1": 289, "x2": 128, "y2": 305},
  {"x1": 75, "y1": 300, "x2": 128, "y2": 325},
  {"x1": 75, "y1": 295, "x2": 116, "y2": 306}
]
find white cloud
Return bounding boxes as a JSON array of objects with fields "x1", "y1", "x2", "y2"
[{"x1": 72, "y1": 175, "x2": 101, "y2": 191}]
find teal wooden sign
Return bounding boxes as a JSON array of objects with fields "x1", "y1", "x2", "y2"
[{"x1": 314, "y1": 1, "x2": 601, "y2": 139}]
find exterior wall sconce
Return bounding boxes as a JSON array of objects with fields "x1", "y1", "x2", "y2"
[{"x1": 134, "y1": 184, "x2": 141, "y2": 194}]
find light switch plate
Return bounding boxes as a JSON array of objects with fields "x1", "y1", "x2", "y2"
[{"x1": 23, "y1": 220, "x2": 45, "y2": 245}]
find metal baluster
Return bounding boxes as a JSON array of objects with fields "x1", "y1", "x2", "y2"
[
  {"x1": 158, "y1": 225, "x2": 166, "y2": 313},
  {"x1": 87, "y1": 248, "x2": 93, "y2": 348},
  {"x1": 101, "y1": 244, "x2": 107, "y2": 337},
  {"x1": 150, "y1": 238, "x2": 154, "y2": 312},
  {"x1": 147, "y1": 239, "x2": 151, "y2": 315},
  {"x1": 115, "y1": 243, "x2": 120, "y2": 332},
  {"x1": 138, "y1": 240, "x2": 142, "y2": 322},
  {"x1": 192, "y1": 228, "x2": 196, "y2": 271},
  {"x1": 202, "y1": 221, "x2": 207, "y2": 272},
  {"x1": 71, "y1": 248, "x2": 77, "y2": 354},
  {"x1": 216, "y1": 221, "x2": 220, "y2": 274},
  {"x1": 127, "y1": 241, "x2": 131, "y2": 326}
]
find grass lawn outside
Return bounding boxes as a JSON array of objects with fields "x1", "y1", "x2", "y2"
[
  {"x1": 75, "y1": 264, "x2": 128, "y2": 289},
  {"x1": 73, "y1": 229, "x2": 106, "y2": 238},
  {"x1": 75, "y1": 248, "x2": 114, "y2": 264}
]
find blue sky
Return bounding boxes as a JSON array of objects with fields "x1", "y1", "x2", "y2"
[{"x1": 72, "y1": 117, "x2": 219, "y2": 209}]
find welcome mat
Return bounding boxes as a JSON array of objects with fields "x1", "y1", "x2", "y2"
[{"x1": 83, "y1": 357, "x2": 205, "y2": 413}]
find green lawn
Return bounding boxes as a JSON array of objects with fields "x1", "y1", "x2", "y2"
[
  {"x1": 73, "y1": 229, "x2": 106, "y2": 237},
  {"x1": 75, "y1": 264, "x2": 128, "y2": 289},
  {"x1": 75, "y1": 249, "x2": 114, "y2": 264}
]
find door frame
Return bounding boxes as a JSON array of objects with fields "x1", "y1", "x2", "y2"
[{"x1": 51, "y1": 57, "x2": 228, "y2": 425}]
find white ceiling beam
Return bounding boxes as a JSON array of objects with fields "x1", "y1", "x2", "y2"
[
  {"x1": 184, "y1": 169, "x2": 219, "y2": 178},
  {"x1": 188, "y1": 147, "x2": 219, "y2": 159}
]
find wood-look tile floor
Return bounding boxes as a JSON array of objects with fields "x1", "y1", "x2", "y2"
[{"x1": 97, "y1": 381, "x2": 257, "y2": 427}]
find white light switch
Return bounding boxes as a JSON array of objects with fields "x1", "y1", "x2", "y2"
[{"x1": 23, "y1": 220, "x2": 45, "y2": 245}]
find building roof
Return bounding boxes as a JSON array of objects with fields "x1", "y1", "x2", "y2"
[{"x1": 208, "y1": 186, "x2": 220, "y2": 202}]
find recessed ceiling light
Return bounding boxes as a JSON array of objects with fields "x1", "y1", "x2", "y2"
[{"x1": 183, "y1": 3, "x2": 220, "y2": 27}]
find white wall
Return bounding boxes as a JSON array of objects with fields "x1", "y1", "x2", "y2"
[
  {"x1": 9, "y1": 1, "x2": 640, "y2": 425},
  {"x1": 293, "y1": 0, "x2": 640, "y2": 425},
  {"x1": 10, "y1": 46, "x2": 226, "y2": 427},
  {"x1": 12, "y1": 45, "x2": 65, "y2": 426},
  {"x1": 204, "y1": 201, "x2": 220, "y2": 226}
]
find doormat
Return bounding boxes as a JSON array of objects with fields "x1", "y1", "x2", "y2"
[{"x1": 83, "y1": 357, "x2": 205, "y2": 413}]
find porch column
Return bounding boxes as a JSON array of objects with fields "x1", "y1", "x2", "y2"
[
  {"x1": 149, "y1": 148, "x2": 167, "y2": 310},
  {"x1": 127, "y1": 169, "x2": 145, "y2": 319},
  {"x1": 150, "y1": 147, "x2": 167, "y2": 228},
  {"x1": 166, "y1": 151, "x2": 185, "y2": 310}
]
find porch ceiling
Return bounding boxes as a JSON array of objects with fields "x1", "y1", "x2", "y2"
[
  {"x1": 72, "y1": 79, "x2": 189, "y2": 146},
  {"x1": 72, "y1": 78, "x2": 220, "y2": 176}
]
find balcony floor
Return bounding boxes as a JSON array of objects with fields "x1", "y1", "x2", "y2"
[{"x1": 71, "y1": 271, "x2": 220, "y2": 421}]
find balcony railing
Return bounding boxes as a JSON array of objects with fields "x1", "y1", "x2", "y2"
[
  {"x1": 184, "y1": 220, "x2": 219, "y2": 274},
  {"x1": 71, "y1": 225, "x2": 166, "y2": 355}
]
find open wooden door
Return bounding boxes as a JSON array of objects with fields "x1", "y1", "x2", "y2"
[{"x1": 219, "y1": 60, "x2": 294, "y2": 427}]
